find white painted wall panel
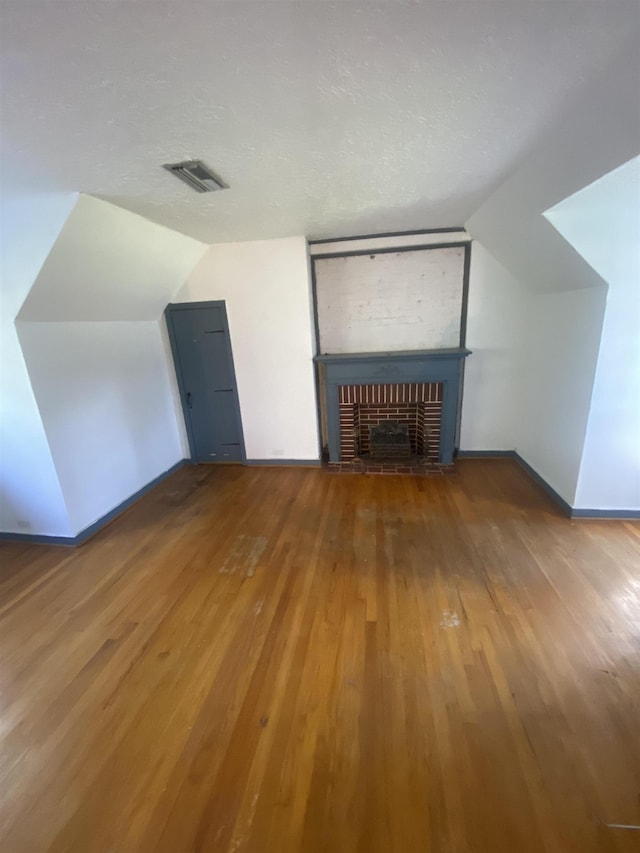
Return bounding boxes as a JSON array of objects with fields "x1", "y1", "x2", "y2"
[
  {"x1": 460, "y1": 242, "x2": 527, "y2": 452},
  {"x1": 175, "y1": 236, "x2": 319, "y2": 461},
  {"x1": 4, "y1": 194, "x2": 207, "y2": 536},
  {"x1": 315, "y1": 246, "x2": 465, "y2": 354},
  {"x1": 461, "y1": 240, "x2": 608, "y2": 510},
  {"x1": 547, "y1": 157, "x2": 640, "y2": 511},
  {"x1": 516, "y1": 287, "x2": 606, "y2": 507},
  {"x1": 0, "y1": 190, "x2": 77, "y2": 537},
  {"x1": 18, "y1": 321, "x2": 185, "y2": 535}
]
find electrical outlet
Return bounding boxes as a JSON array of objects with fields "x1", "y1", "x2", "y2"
[
  {"x1": 273, "y1": 449, "x2": 284, "y2": 457},
  {"x1": 17, "y1": 520, "x2": 31, "y2": 531}
]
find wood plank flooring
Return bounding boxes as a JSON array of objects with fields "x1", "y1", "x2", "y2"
[{"x1": 1, "y1": 460, "x2": 639, "y2": 852}]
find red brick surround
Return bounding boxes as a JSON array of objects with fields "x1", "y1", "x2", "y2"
[{"x1": 338, "y1": 383, "x2": 442, "y2": 462}]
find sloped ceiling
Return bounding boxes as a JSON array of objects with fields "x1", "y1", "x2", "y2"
[
  {"x1": 1, "y1": 0, "x2": 638, "y2": 243},
  {"x1": 17, "y1": 195, "x2": 206, "y2": 322},
  {"x1": 465, "y1": 41, "x2": 640, "y2": 293}
]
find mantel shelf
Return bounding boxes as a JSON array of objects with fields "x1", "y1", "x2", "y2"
[{"x1": 314, "y1": 348, "x2": 471, "y2": 364}]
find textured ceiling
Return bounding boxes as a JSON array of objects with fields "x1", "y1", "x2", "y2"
[{"x1": 1, "y1": 1, "x2": 638, "y2": 244}]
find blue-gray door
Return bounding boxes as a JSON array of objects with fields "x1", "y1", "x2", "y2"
[{"x1": 167, "y1": 302, "x2": 244, "y2": 463}]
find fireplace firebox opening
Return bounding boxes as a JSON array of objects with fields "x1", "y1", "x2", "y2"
[
  {"x1": 370, "y1": 420, "x2": 411, "y2": 458},
  {"x1": 338, "y1": 383, "x2": 442, "y2": 463}
]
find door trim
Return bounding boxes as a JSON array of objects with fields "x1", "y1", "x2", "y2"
[{"x1": 165, "y1": 300, "x2": 246, "y2": 464}]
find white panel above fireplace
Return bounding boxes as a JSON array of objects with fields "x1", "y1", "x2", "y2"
[{"x1": 315, "y1": 245, "x2": 465, "y2": 354}]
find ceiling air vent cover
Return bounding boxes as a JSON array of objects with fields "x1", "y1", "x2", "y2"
[{"x1": 163, "y1": 160, "x2": 228, "y2": 193}]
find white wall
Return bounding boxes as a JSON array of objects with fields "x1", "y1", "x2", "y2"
[
  {"x1": 460, "y1": 241, "x2": 608, "y2": 509},
  {"x1": 546, "y1": 157, "x2": 640, "y2": 510},
  {"x1": 460, "y1": 242, "x2": 528, "y2": 452},
  {"x1": 18, "y1": 321, "x2": 185, "y2": 534},
  {"x1": 175, "y1": 236, "x2": 319, "y2": 460},
  {"x1": 517, "y1": 286, "x2": 607, "y2": 506},
  {"x1": 0, "y1": 191, "x2": 76, "y2": 536},
  {"x1": 6, "y1": 194, "x2": 206, "y2": 537},
  {"x1": 464, "y1": 43, "x2": 639, "y2": 510}
]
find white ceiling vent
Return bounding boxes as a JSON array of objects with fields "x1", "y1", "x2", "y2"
[{"x1": 163, "y1": 160, "x2": 228, "y2": 193}]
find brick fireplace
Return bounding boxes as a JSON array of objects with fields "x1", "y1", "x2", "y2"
[
  {"x1": 338, "y1": 382, "x2": 442, "y2": 462},
  {"x1": 314, "y1": 349, "x2": 471, "y2": 465}
]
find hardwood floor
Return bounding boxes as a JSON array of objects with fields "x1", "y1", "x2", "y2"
[{"x1": 1, "y1": 460, "x2": 639, "y2": 852}]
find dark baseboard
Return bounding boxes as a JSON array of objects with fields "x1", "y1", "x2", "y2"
[
  {"x1": 459, "y1": 449, "x2": 572, "y2": 514},
  {"x1": 4, "y1": 455, "x2": 634, "y2": 549},
  {"x1": 0, "y1": 531, "x2": 80, "y2": 547},
  {"x1": 457, "y1": 450, "x2": 516, "y2": 458},
  {"x1": 570, "y1": 508, "x2": 640, "y2": 519},
  {"x1": 459, "y1": 449, "x2": 572, "y2": 513},
  {"x1": 244, "y1": 459, "x2": 321, "y2": 467},
  {"x1": 457, "y1": 450, "x2": 639, "y2": 519},
  {"x1": 0, "y1": 459, "x2": 191, "y2": 548},
  {"x1": 509, "y1": 452, "x2": 574, "y2": 516}
]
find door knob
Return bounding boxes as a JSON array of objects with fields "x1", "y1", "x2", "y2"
[{"x1": 186, "y1": 391, "x2": 193, "y2": 408}]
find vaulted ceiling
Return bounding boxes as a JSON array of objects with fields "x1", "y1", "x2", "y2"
[{"x1": 1, "y1": 1, "x2": 638, "y2": 244}]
